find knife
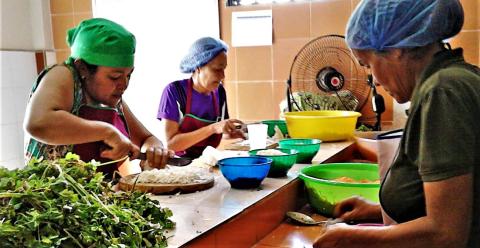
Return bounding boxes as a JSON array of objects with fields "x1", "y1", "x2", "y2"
[{"x1": 137, "y1": 152, "x2": 192, "y2": 167}]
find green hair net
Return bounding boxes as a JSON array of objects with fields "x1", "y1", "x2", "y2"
[{"x1": 67, "y1": 18, "x2": 136, "y2": 67}]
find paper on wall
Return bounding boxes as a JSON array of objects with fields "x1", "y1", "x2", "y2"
[{"x1": 232, "y1": 10, "x2": 272, "y2": 47}]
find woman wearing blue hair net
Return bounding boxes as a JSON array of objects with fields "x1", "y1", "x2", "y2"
[
  {"x1": 314, "y1": 1, "x2": 480, "y2": 248},
  {"x1": 157, "y1": 37, "x2": 244, "y2": 158}
]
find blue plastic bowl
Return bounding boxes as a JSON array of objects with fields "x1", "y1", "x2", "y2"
[{"x1": 218, "y1": 156, "x2": 272, "y2": 189}]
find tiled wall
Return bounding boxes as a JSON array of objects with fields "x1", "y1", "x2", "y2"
[
  {"x1": 219, "y1": 0, "x2": 480, "y2": 125},
  {"x1": 48, "y1": 0, "x2": 480, "y2": 126},
  {"x1": 0, "y1": 51, "x2": 38, "y2": 169},
  {"x1": 450, "y1": 0, "x2": 480, "y2": 66},
  {"x1": 50, "y1": 0, "x2": 93, "y2": 64}
]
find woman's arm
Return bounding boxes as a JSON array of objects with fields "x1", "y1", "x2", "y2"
[
  {"x1": 164, "y1": 119, "x2": 216, "y2": 151},
  {"x1": 164, "y1": 118, "x2": 244, "y2": 151},
  {"x1": 26, "y1": 66, "x2": 105, "y2": 143},
  {"x1": 24, "y1": 66, "x2": 132, "y2": 160},
  {"x1": 314, "y1": 173, "x2": 472, "y2": 248}
]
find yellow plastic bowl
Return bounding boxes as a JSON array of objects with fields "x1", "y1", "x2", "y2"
[{"x1": 284, "y1": 111, "x2": 361, "y2": 141}]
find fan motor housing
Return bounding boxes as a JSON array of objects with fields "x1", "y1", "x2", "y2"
[{"x1": 316, "y1": 67, "x2": 345, "y2": 92}]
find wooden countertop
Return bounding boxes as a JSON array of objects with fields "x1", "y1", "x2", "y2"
[{"x1": 150, "y1": 140, "x2": 355, "y2": 248}]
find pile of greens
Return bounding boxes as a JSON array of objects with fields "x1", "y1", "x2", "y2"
[
  {"x1": 290, "y1": 90, "x2": 359, "y2": 111},
  {"x1": 0, "y1": 153, "x2": 174, "y2": 248}
]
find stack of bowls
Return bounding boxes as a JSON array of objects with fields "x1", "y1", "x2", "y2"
[
  {"x1": 261, "y1": 120, "x2": 288, "y2": 137},
  {"x1": 299, "y1": 163, "x2": 380, "y2": 216},
  {"x1": 248, "y1": 148, "x2": 298, "y2": 177},
  {"x1": 278, "y1": 138, "x2": 321, "y2": 163},
  {"x1": 218, "y1": 156, "x2": 272, "y2": 189}
]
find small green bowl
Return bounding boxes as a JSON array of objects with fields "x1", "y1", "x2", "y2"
[
  {"x1": 248, "y1": 148, "x2": 298, "y2": 177},
  {"x1": 299, "y1": 163, "x2": 380, "y2": 216},
  {"x1": 278, "y1": 138, "x2": 321, "y2": 163},
  {"x1": 262, "y1": 120, "x2": 288, "y2": 137}
]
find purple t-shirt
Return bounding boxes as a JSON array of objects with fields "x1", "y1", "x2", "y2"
[{"x1": 157, "y1": 79, "x2": 229, "y2": 123}]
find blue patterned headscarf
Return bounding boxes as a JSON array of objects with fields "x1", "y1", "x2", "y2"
[
  {"x1": 346, "y1": 0, "x2": 464, "y2": 51},
  {"x1": 180, "y1": 37, "x2": 228, "y2": 73}
]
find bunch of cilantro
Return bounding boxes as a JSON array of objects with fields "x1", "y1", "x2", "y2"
[{"x1": 0, "y1": 153, "x2": 174, "y2": 248}]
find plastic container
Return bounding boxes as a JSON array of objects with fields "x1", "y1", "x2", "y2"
[
  {"x1": 278, "y1": 138, "x2": 321, "y2": 163},
  {"x1": 218, "y1": 156, "x2": 272, "y2": 189},
  {"x1": 299, "y1": 163, "x2": 380, "y2": 216},
  {"x1": 261, "y1": 120, "x2": 288, "y2": 137},
  {"x1": 248, "y1": 148, "x2": 298, "y2": 177},
  {"x1": 284, "y1": 110, "x2": 361, "y2": 141},
  {"x1": 247, "y1": 123, "x2": 268, "y2": 150},
  {"x1": 354, "y1": 131, "x2": 384, "y2": 162}
]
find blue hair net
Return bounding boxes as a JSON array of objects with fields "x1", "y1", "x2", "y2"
[
  {"x1": 346, "y1": 0, "x2": 464, "y2": 51},
  {"x1": 180, "y1": 37, "x2": 228, "y2": 73}
]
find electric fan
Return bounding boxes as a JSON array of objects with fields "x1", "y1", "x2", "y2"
[
  {"x1": 285, "y1": 34, "x2": 386, "y2": 130},
  {"x1": 286, "y1": 35, "x2": 370, "y2": 113}
]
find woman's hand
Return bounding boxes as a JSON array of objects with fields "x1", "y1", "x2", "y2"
[
  {"x1": 312, "y1": 198, "x2": 382, "y2": 248},
  {"x1": 137, "y1": 136, "x2": 174, "y2": 169},
  {"x1": 333, "y1": 196, "x2": 382, "y2": 222},
  {"x1": 100, "y1": 127, "x2": 140, "y2": 160},
  {"x1": 139, "y1": 146, "x2": 173, "y2": 169},
  {"x1": 313, "y1": 223, "x2": 353, "y2": 248},
  {"x1": 212, "y1": 119, "x2": 246, "y2": 139}
]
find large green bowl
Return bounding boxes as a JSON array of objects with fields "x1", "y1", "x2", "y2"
[
  {"x1": 299, "y1": 163, "x2": 380, "y2": 216},
  {"x1": 278, "y1": 138, "x2": 321, "y2": 163},
  {"x1": 248, "y1": 148, "x2": 298, "y2": 177},
  {"x1": 262, "y1": 120, "x2": 288, "y2": 137}
]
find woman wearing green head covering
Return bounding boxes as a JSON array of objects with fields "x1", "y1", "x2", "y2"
[
  {"x1": 24, "y1": 18, "x2": 172, "y2": 176},
  {"x1": 313, "y1": 1, "x2": 480, "y2": 248}
]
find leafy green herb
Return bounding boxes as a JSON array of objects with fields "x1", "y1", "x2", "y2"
[
  {"x1": 0, "y1": 153, "x2": 174, "y2": 247},
  {"x1": 356, "y1": 124, "x2": 373, "y2": 132}
]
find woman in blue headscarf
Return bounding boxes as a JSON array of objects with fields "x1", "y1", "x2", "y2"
[
  {"x1": 157, "y1": 37, "x2": 244, "y2": 159},
  {"x1": 314, "y1": 1, "x2": 480, "y2": 247}
]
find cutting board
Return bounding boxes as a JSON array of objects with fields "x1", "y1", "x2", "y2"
[
  {"x1": 224, "y1": 139, "x2": 278, "y2": 151},
  {"x1": 118, "y1": 174, "x2": 215, "y2": 194}
]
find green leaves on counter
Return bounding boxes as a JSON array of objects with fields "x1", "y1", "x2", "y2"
[{"x1": 0, "y1": 153, "x2": 174, "y2": 248}]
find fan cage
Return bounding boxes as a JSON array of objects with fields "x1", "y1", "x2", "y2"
[{"x1": 287, "y1": 34, "x2": 370, "y2": 111}]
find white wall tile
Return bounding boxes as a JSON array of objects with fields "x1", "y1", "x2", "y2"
[
  {"x1": 45, "y1": 51, "x2": 57, "y2": 67},
  {"x1": 13, "y1": 86, "x2": 31, "y2": 124},
  {"x1": 1, "y1": 0, "x2": 53, "y2": 51},
  {"x1": 0, "y1": 124, "x2": 22, "y2": 162},
  {"x1": 0, "y1": 87, "x2": 17, "y2": 125},
  {"x1": 0, "y1": 53, "x2": 14, "y2": 88},
  {"x1": 9, "y1": 51, "x2": 36, "y2": 86},
  {"x1": 0, "y1": 51, "x2": 37, "y2": 168},
  {"x1": 0, "y1": 159, "x2": 25, "y2": 170}
]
